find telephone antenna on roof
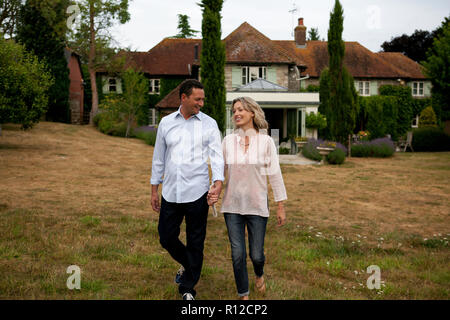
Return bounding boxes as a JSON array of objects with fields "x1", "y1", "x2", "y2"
[{"x1": 288, "y1": 2, "x2": 298, "y2": 38}]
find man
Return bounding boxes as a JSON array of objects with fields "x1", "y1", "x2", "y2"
[{"x1": 150, "y1": 79, "x2": 224, "y2": 300}]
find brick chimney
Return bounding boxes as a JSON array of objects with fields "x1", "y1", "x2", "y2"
[{"x1": 295, "y1": 18, "x2": 307, "y2": 48}]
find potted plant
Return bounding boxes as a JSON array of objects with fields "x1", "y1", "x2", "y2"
[
  {"x1": 295, "y1": 136, "x2": 309, "y2": 150},
  {"x1": 317, "y1": 141, "x2": 336, "y2": 157}
]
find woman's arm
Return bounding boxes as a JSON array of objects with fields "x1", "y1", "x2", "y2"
[{"x1": 276, "y1": 201, "x2": 286, "y2": 227}]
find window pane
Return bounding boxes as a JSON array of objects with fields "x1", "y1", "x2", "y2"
[{"x1": 250, "y1": 67, "x2": 258, "y2": 81}]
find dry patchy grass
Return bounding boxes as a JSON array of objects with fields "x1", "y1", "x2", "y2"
[{"x1": 0, "y1": 122, "x2": 449, "y2": 300}]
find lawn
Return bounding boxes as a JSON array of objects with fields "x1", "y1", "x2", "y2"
[{"x1": 0, "y1": 122, "x2": 448, "y2": 299}]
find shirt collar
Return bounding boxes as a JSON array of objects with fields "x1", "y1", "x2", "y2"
[{"x1": 175, "y1": 106, "x2": 202, "y2": 121}]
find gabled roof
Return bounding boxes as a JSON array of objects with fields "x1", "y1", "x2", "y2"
[
  {"x1": 223, "y1": 22, "x2": 303, "y2": 65},
  {"x1": 236, "y1": 78, "x2": 288, "y2": 92},
  {"x1": 274, "y1": 40, "x2": 424, "y2": 79}
]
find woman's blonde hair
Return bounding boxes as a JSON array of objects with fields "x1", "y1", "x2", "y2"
[{"x1": 231, "y1": 96, "x2": 269, "y2": 132}]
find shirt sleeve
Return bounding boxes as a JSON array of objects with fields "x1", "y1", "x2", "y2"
[
  {"x1": 208, "y1": 122, "x2": 225, "y2": 183},
  {"x1": 265, "y1": 136, "x2": 287, "y2": 202},
  {"x1": 150, "y1": 123, "x2": 166, "y2": 185}
]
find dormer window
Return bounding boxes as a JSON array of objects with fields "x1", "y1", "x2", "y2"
[{"x1": 242, "y1": 66, "x2": 267, "y2": 85}]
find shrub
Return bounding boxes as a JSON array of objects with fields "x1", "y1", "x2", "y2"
[
  {"x1": 302, "y1": 139, "x2": 323, "y2": 161},
  {"x1": 279, "y1": 147, "x2": 290, "y2": 155},
  {"x1": 306, "y1": 84, "x2": 320, "y2": 92},
  {"x1": 95, "y1": 112, "x2": 127, "y2": 137},
  {"x1": 306, "y1": 112, "x2": 327, "y2": 130},
  {"x1": 351, "y1": 138, "x2": 395, "y2": 158},
  {"x1": 327, "y1": 147, "x2": 346, "y2": 164},
  {"x1": 358, "y1": 95, "x2": 399, "y2": 140},
  {"x1": 412, "y1": 127, "x2": 450, "y2": 151},
  {"x1": 135, "y1": 130, "x2": 157, "y2": 146},
  {"x1": 419, "y1": 106, "x2": 438, "y2": 128}
]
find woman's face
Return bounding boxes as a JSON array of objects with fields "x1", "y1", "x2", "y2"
[{"x1": 232, "y1": 101, "x2": 254, "y2": 129}]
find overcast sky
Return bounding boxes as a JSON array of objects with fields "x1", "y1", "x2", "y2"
[{"x1": 111, "y1": 0, "x2": 449, "y2": 53}]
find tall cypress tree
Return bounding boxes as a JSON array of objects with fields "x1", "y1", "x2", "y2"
[
  {"x1": 17, "y1": 0, "x2": 71, "y2": 123},
  {"x1": 324, "y1": 0, "x2": 358, "y2": 143},
  {"x1": 199, "y1": 0, "x2": 226, "y2": 132}
]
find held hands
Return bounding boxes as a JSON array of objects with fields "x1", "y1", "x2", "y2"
[{"x1": 207, "y1": 181, "x2": 222, "y2": 206}]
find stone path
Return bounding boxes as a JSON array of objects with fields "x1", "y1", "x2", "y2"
[{"x1": 278, "y1": 154, "x2": 320, "y2": 165}]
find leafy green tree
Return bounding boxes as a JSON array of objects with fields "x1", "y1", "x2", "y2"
[
  {"x1": 174, "y1": 14, "x2": 199, "y2": 38},
  {"x1": 16, "y1": 0, "x2": 71, "y2": 123},
  {"x1": 69, "y1": 0, "x2": 131, "y2": 124},
  {"x1": 199, "y1": 0, "x2": 226, "y2": 132},
  {"x1": 121, "y1": 67, "x2": 148, "y2": 137},
  {"x1": 381, "y1": 16, "x2": 449, "y2": 63},
  {"x1": 323, "y1": 0, "x2": 358, "y2": 143},
  {"x1": 0, "y1": 37, "x2": 53, "y2": 130},
  {"x1": 307, "y1": 27, "x2": 320, "y2": 41},
  {"x1": 0, "y1": 0, "x2": 22, "y2": 38},
  {"x1": 422, "y1": 23, "x2": 450, "y2": 122}
]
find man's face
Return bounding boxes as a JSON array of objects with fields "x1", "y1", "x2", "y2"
[{"x1": 181, "y1": 88, "x2": 205, "y2": 116}]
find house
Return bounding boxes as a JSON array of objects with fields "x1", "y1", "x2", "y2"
[
  {"x1": 99, "y1": 18, "x2": 431, "y2": 137},
  {"x1": 64, "y1": 48, "x2": 85, "y2": 124},
  {"x1": 274, "y1": 18, "x2": 431, "y2": 98}
]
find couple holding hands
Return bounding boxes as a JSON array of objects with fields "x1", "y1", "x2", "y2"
[{"x1": 150, "y1": 79, "x2": 287, "y2": 300}]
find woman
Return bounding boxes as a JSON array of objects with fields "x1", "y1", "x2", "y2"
[{"x1": 208, "y1": 96, "x2": 287, "y2": 300}]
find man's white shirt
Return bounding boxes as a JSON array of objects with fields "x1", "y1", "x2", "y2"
[{"x1": 150, "y1": 107, "x2": 225, "y2": 203}]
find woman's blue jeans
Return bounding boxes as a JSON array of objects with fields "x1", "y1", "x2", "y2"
[{"x1": 224, "y1": 213, "x2": 268, "y2": 297}]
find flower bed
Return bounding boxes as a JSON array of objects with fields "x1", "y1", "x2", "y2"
[{"x1": 351, "y1": 137, "x2": 395, "y2": 158}]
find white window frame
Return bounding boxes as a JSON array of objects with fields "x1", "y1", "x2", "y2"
[
  {"x1": 412, "y1": 82, "x2": 424, "y2": 97},
  {"x1": 358, "y1": 81, "x2": 370, "y2": 96},
  {"x1": 148, "y1": 108, "x2": 158, "y2": 126},
  {"x1": 149, "y1": 79, "x2": 160, "y2": 95},
  {"x1": 108, "y1": 78, "x2": 117, "y2": 92},
  {"x1": 241, "y1": 66, "x2": 267, "y2": 85},
  {"x1": 103, "y1": 76, "x2": 122, "y2": 94}
]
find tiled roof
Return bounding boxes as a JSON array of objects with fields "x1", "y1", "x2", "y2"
[
  {"x1": 113, "y1": 22, "x2": 426, "y2": 81},
  {"x1": 155, "y1": 82, "x2": 182, "y2": 109},
  {"x1": 223, "y1": 22, "x2": 303, "y2": 65},
  {"x1": 117, "y1": 38, "x2": 202, "y2": 76},
  {"x1": 376, "y1": 52, "x2": 426, "y2": 79},
  {"x1": 274, "y1": 40, "x2": 425, "y2": 79}
]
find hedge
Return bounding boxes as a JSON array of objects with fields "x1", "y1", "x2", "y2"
[{"x1": 411, "y1": 127, "x2": 450, "y2": 151}]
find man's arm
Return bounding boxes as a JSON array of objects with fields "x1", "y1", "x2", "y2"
[
  {"x1": 208, "y1": 124, "x2": 224, "y2": 200},
  {"x1": 151, "y1": 184, "x2": 160, "y2": 213},
  {"x1": 150, "y1": 123, "x2": 166, "y2": 213}
]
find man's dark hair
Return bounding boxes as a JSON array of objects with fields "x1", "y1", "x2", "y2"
[{"x1": 179, "y1": 79, "x2": 204, "y2": 99}]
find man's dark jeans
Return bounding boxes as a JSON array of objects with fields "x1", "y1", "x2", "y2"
[
  {"x1": 158, "y1": 192, "x2": 209, "y2": 298},
  {"x1": 224, "y1": 213, "x2": 268, "y2": 297}
]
